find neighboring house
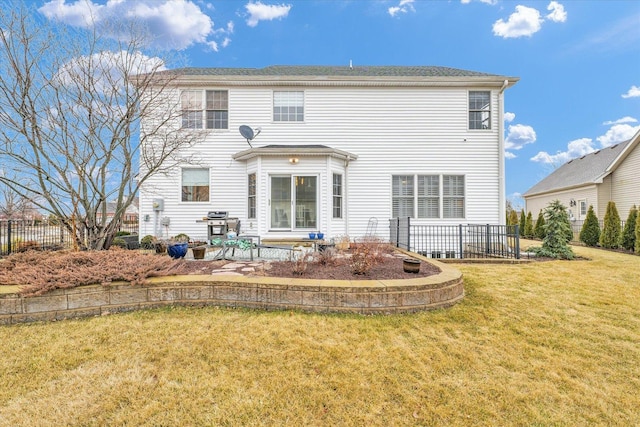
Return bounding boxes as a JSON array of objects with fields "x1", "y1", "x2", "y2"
[
  {"x1": 138, "y1": 65, "x2": 518, "y2": 241},
  {"x1": 523, "y1": 129, "x2": 640, "y2": 223},
  {"x1": 96, "y1": 199, "x2": 139, "y2": 224}
]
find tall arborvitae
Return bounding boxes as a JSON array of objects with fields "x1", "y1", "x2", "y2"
[
  {"x1": 635, "y1": 205, "x2": 640, "y2": 255},
  {"x1": 534, "y1": 200, "x2": 574, "y2": 259},
  {"x1": 519, "y1": 210, "x2": 526, "y2": 237},
  {"x1": 524, "y1": 211, "x2": 534, "y2": 238},
  {"x1": 579, "y1": 205, "x2": 600, "y2": 247},
  {"x1": 508, "y1": 210, "x2": 519, "y2": 227},
  {"x1": 534, "y1": 210, "x2": 546, "y2": 239},
  {"x1": 600, "y1": 201, "x2": 622, "y2": 249},
  {"x1": 621, "y1": 205, "x2": 638, "y2": 251}
]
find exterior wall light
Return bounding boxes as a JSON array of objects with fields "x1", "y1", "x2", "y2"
[{"x1": 289, "y1": 157, "x2": 299, "y2": 164}]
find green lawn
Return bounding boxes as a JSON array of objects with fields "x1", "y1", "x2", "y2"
[{"x1": 1, "y1": 243, "x2": 639, "y2": 426}]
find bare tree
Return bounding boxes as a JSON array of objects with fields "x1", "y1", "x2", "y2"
[{"x1": 0, "y1": 3, "x2": 203, "y2": 249}]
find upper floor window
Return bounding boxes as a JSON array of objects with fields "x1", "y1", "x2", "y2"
[
  {"x1": 273, "y1": 91, "x2": 304, "y2": 122},
  {"x1": 182, "y1": 168, "x2": 210, "y2": 202},
  {"x1": 181, "y1": 90, "x2": 228, "y2": 129},
  {"x1": 469, "y1": 91, "x2": 491, "y2": 130}
]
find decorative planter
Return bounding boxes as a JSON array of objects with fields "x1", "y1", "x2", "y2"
[
  {"x1": 167, "y1": 242, "x2": 188, "y2": 259},
  {"x1": 192, "y1": 246, "x2": 206, "y2": 260},
  {"x1": 403, "y1": 258, "x2": 421, "y2": 274}
]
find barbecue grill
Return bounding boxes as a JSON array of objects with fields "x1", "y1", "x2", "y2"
[{"x1": 206, "y1": 211, "x2": 239, "y2": 241}]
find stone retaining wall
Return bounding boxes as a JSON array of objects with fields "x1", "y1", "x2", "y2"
[{"x1": 0, "y1": 262, "x2": 463, "y2": 324}]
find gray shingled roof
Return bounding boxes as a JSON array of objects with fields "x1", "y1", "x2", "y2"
[
  {"x1": 523, "y1": 139, "x2": 632, "y2": 196},
  {"x1": 167, "y1": 65, "x2": 508, "y2": 78}
]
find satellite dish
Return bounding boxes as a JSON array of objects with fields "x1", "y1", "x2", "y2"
[{"x1": 239, "y1": 125, "x2": 261, "y2": 148}]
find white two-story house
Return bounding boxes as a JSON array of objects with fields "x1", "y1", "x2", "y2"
[{"x1": 138, "y1": 65, "x2": 518, "y2": 242}]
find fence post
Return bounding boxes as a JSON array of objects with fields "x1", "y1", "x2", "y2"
[
  {"x1": 459, "y1": 224, "x2": 464, "y2": 259},
  {"x1": 7, "y1": 220, "x2": 12, "y2": 255},
  {"x1": 515, "y1": 225, "x2": 521, "y2": 259},
  {"x1": 395, "y1": 218, "x2": 400, "y2": 247},
  {"x1": 485, "y1": 224, "x2": 490, "y2": 255},
  {"x1": 407, "y1": 216, "x2": 411, "y2": 252}
]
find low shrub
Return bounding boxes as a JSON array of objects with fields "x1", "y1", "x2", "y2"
[
  {"x1": 621, "y1": 205, "x2": 637, "y2": 251},
  {"x1": 531, "y1": 200, "x2": 574, "y2": 260},
  {"x1": 111, "y1": 237, "x2": 127, "y2": 248},
  {"x1": 140, "y1": 235, "x2": 155, "y2": 250},
  {"x1": 579, "y1": 205, "x2": 600, "y2": 247}
]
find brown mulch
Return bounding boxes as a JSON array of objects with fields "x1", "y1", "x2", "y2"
[{"x1": 179, "y1": 254, "x2": 441, "y2": 280}]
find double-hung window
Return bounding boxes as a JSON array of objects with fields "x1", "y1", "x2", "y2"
[
  {"x1": 469, "y1": 91, "x2": 491, "y2": 130},
  {"x1": 418, "y1": 175, "x2": 439, "y2": 218},
  {"x1": 273, "y1": 91, "x2": 304, "y2": 122},
  {"x1": 392, "y1": 175, "x2": 414, "y2": 218},
  {"x1": 182, "y1": 168, "x2": 210, "y2": 202},
  {"x1": 392, "y1": 174, "x2": 465, "y2": 219},
  {"x1": 443, "y1": 175, "x2": 465, "y2": 218},
  {"x1": 181, "y1": 90, "x2": 228, "y2": 129},
  {"x1": 333, "y1": 173, "x2": 343, "y2": 218}
]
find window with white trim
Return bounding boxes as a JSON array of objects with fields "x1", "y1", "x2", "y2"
[
  {"x1": 181, "y1": 168, "x2": 210, "y2": 202},
  {"x1": 181, "y1": 90, "x2": 228, "y2": 129},
  {"x1": 248, "y1": 173, "x2": 256, "y2": 219},
  {"x1": 469, "y1": 91, "x2": 491, "y2": 130},
  {"x1": 392, "y1": 175, "x2": 414, "y2": 218},
  {"x1": 273, "y1": 91, "x2": 304, "y2": 122},
  {"x1": 333, "y1": 173, "x2": 343, "y2": 218},
  {"x1": 392, "y1": 174, "x2": 465, "y2": 219},
  {"x1": 418, "y1": 175, "x2": 439, "y2": 218},
  {"x1": 579, "y1": 200, "x2": 587, "y2": 218},
  {"x1": 443, "y1": 175, "x2": 465, "y2": 218}
]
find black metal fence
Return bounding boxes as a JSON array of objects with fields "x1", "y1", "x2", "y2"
[
  {"x1": 0, "y1": 220, "x2": 139, "y2": 256},
  {"x1": 389, "y1": 217, "x2": 521, "y2": 259}
]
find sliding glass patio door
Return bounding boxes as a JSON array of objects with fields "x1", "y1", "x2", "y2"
[{"x1": 270, "y1": 175, "x2": 317, "y2": 230}]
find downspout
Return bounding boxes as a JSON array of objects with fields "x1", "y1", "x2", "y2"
[
  {"x1": 344, "y1": 155, "x2": 350, "y2": 237},
  {"x1": 498, "y1": 79, "x2": 509, "y2": 225}
]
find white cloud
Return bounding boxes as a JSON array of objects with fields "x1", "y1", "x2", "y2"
[
  {"x1": 505, "y1": 151, "x2": 517, "y2": 159},
  {"x1": 505, "y1": 124, "x2": 536, "y2": 151},
  {"x1": 531, "y1": 138, "x2": 596, "y2": 165},
  {"x1": 504, "y1": 112, "x2": 516, "y2": 122},
  {"x1": 39, "y1": 0, "x2": 221, "y2": 51},
  {"x1": 603, "y1": 116, "x2": 637, "y2": 126},
  {"x1": 493, "y1": 2, "x2": 566, "y2": 39},
  {"x1": 622, "y1": 85, "x2": 640, "y2": 98},
  {"x1": 461, "y1": 0, "x2": 497, "y2": 4},
  {"x1": 493, "y1": 5, "x2": 542, "y2": 38},
  {"x1": 245, "y1": 1, "x2": 291, "y2": 27},
  {"x1": 206, "y1": 41, "x2": 219, "y2": 52},
  {"x1": 388, "y1": 0, "x2": 415, "y2": 17},
  {"x1": 596, "y1": 124, "x2": 640, "y2": 147},
  {"x1": 546, "y1": 1, "x2": 567, "y2": 23}
]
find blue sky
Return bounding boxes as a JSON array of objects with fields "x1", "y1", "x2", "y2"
[{"x1": 37, "y1": 0, "x2": 640, "y2": 207}]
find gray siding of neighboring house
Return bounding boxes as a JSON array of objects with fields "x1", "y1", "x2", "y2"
[{"x1": 610, "y1": 141, "x2": 640, "y2": 217}]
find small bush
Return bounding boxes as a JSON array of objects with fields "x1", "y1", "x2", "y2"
[
  {"x1": 141, "y1": 235, "x2": 155, "y2": 250},
  {"x1": 534, "y1": 210, "x2": 546, "y2": 240},
  {"x1": 172, "y1": 233, "x2": 190, "y2": 243},
  {"x1": 115, "y1": 231, "x2": 131, "y2": 237},
  {"x1": 579, "y1": 205, "x2": 600, "y2": 247},
  {"x1": 111, "y1": 237, "x2": 127, "y2": 248},
  {"x1": 519, "y1": 210, "x2": 526, "y2": 237},
  {"x1": 316, "y1": 247, "x2": 338, "y2": 266},
  {"x1": 291, "y1": 252, "x2": 313, "y2": 276},
  {"x1": 600, "y1": 201, "x2": 621, "y2": 249},
  {"x1": 621, "y1": 205, "x2": 638, "y2": 251}
]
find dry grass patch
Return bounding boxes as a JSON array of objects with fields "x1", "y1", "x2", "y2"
[{"x1": 0, "y1": 243, "x2": 639, "y2": 425}]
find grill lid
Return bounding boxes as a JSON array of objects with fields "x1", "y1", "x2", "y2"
[{"x1": 207, "y1": 211, "x2": 228, "y2": 219}]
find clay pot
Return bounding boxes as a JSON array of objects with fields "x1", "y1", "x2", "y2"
[{"x1": 192, "y1": 246, "x2": 206, "y2": 260}]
